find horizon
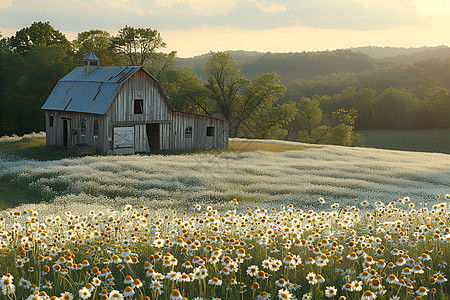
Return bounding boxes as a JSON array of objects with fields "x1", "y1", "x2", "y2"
[{"x1": 1, "y1": 1, "x2": 450, "y2": 58}]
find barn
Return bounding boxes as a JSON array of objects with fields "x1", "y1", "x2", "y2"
[{"x1": 41, "y1": 52, "x2": 229, "y2": 154}]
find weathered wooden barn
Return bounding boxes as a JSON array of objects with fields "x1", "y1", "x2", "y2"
[{"x1": 41, "y1": 52, "x2": 229, "y2": 154}]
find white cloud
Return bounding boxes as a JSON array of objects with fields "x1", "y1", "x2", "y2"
[
  {"x1": 252, "y1": 1, "x2": 286, "y2": 13},
  {"x1": 0, "y1": 0, "x2": 12, "y2": 10},
  {"x1": 155, "y1": 0, "x2": 236, "y2": 15}
]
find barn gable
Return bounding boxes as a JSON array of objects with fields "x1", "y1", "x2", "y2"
[{"x1": 42, "y1": 54, "x2": 229, "y2": 154}]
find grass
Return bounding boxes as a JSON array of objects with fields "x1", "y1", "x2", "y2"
[
  {"x1": 0, "y1": 176, "x2": 44, "y2": 209},
  {"x1": 357, "y1": 129, "x2": 450, "y2": 154},
  {"x1": 228, "y1": 139, "x2": 307, "y2": 152},
  {"x1": 0, "y1": 133, "x2": 80, "y2": 161}
]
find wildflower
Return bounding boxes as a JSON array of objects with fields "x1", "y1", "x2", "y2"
[
  {"x1": 361, "y1": 290, "x2": 377, "y2": 300},
  {"x1": 436, "y1": 274, "x2": 447, "y2": 283},
  {"x1": 60, "y1": 292, "x2": 74, "y2": 300},
  {"x1": 278, "y1": 288, "x2": 293, "y2": 299},
  {"x1": 302, "y1": 293, "x2": 313, "y2": 300},
  {"x1": 123, "y1": 286, "x2": 135, "y2": 297},
  {"x1": 78, "y1": 287, "x2": 91, "y2": 299},
  {"x1": 416, "y1": 287, "x2": 428, "y2": 296},
  {"x1": 306, "y1": 272, "x2": 316, "y2": 285},
  {"x1": 247, "y1": 265, "x2": 259, "y2": 276},
  {"x1": 208, "y1": 277, "x2": 223, "y2": 286},
  {"x1": 351, "y1": 280, "x2": 363, "y2": 292},
  {"x1": 325, "y1": 286, "x2": 337, "y2": 298},
  {"x1": 257, "y1": 291, "x2": 271, "y2": 300},
  {"x1": 108, "y1": 290, "x2": 124, "y2": 300},
  {"x1": 170, "y1": 289, "x2": 183, "y2": 300}
]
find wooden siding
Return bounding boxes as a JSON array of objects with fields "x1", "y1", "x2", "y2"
[
  {"x1": 107, "y1": 70, "x2": 172, "y2": 124},
  {"x1": 45, "y1": 111, "x2": 108, "y2": 153},
  {"x1": 171, "y1": 111, "x2": 229, "y2": 150}
]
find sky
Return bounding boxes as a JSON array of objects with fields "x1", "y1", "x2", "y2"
[{"x1": 0, "y1": 0, "x2": 449, "y2": 57}]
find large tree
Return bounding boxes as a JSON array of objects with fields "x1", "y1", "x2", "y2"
[
  {"x1": 9, "y1": 21, "x2": 70, "y2": 56},
  {"x1": 204, "y1": 52, "x2": 248, "y2": 124},
  {"x1": 110, "y1": 26, "x2": 167, "y2": 66},
  {"x1": 72, "y1": 29, "x2": 122, "y2": 66}
]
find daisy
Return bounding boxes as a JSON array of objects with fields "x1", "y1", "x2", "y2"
[
  {"x1": 123, "y1": 286, "x2": 134, "y2": 297},
  {"x1": 108, "y1": 290, "x2": 124, "y2": 300},
  {"x1": 278, "y1": 288, "x2": 293, "y2": 299},
  {"x1": 325, "y1": 286, "x2": 337, "y2": 298},
  {"x1": 78, "y1": 287, "x2": 91, "y2": 300},
  {"x1": 170, "y1": 289, "x2": 183, "y2": 300},
  {"x1": 360, "y1": 290, "x2": 376, "y2": 300}
]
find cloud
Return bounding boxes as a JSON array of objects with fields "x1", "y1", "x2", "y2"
[
  {"x1": 251, "y1": 1, "x2": 286, "y2": 13},
  {"x1": 0, "y1": 0, "x2": 425, "y2": 37}
]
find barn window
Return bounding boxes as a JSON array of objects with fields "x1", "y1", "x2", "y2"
[
  {"x1": 49, "y1": 116, "x2": 54, "y2": 127},
  {"x1": 206, "y1": 126, "x2": 215, "y2": 137},
  {"x1": 80, "y1": 119, "x2": 86, "y2": 135},
  {"x1": 134, "y1": 99, "x2": 144, "y2": 114},
  {"x1": 185, "y1": 126, "x2": 192, "y2": 138},
  {"x1": 93, "y1": 120, "x2": 99, "y2": 136},
  {"x1": 90, "y1": 61, "x2": 99, "y2": 66}
]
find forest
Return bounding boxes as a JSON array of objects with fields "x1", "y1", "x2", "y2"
[{"x1": 1, "y1": 22, "x2": 450, "y2": 146}]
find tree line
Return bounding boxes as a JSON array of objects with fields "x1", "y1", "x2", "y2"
[{"x1": 1, "y1": 22, "x2": 450, "y2": 147}]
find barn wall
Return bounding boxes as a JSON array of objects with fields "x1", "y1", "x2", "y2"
[
  {"x1": 45, "y1": 110, "x2": 107, "y2": 152},
  {"x1": 171, "y1": 111, "x2": 229, "y2": 150},
  {"x1": 108, "y1": 70, "x2": 172, "y2": 124},
  {"x1": 106, "y1": 69, "x2": 173, "y2": 153}
]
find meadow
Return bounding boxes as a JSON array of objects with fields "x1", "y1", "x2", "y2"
[
  {"x1": 358, "y1": 129, "x2": 450, "y2": 155},
  {"x1": 0, "y1": 133, "x2": 449, "y2": 299}
]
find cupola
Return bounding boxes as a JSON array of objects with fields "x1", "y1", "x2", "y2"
[{"x1": 83, "y1": 51, "x2": 100, "y2": 76}]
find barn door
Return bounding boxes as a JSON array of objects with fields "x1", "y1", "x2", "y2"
[
  {"x1": 113, "y1": 127, "x2": 135, "y2": 154},
  {"x1": 146, "y1": 123, "x2": 160, "y2": 151},
  {"x1": 62, "y1": 119, "x2": 71, "y2": 147}
]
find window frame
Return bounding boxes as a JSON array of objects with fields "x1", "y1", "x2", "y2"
[
  {"x1": 49, "y1": 116, "x2": 54, "y2": 127},
  {"x1": 206, "y1": 126, "x2": 215, "y2": 137},
  {"x1": 80, "y1": 119, "x2": 86, "y2": 136},
  {"x1": 185, "y1": 126, "x2": 193, "y2": 138},
  {"x1": 134, "y1": 99, "x2": 144, "y2": 114},
  {"x1": 93, "y1": 120, "x2": 99, "y2": 136}
]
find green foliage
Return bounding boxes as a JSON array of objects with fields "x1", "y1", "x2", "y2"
[
  {"x1": 72, "y1": 29, "x2": 123, "y2": 66},
  {"x1": 110, "y1": 25, "x2": 166, "y2": 66},
  {"x1": 9, "y1": 21, "x2": 70, "y2": 56},
  {"x1": 157, "y1": 66, "x2": 210, "y2": 115},
  {"x1": 204, "y1": 52, "x2": 249, "y2": 125}
]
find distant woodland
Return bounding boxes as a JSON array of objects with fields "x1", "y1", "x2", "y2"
[{"x1": 2, "y1": 22, "x2": 450, "y2": 146}]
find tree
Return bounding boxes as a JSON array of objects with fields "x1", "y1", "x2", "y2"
[
  {"x1": 9, "y1": 21, "x2": 70, "y2": 56},
  {"x1": 158, "y1": 66, "x2": 210, "y2": 115},
  {"x1": 235, "y1": 73, "x2": 286, "y2": 135},
  {"x1": 332, "y1": 108, "x2": 359, "y2": 126},
  {"x1": 72, "y1": 29, "x2": 122, "y2": 66},
  {"x1": 110, "y1": 26, "x2": 167, "y2": 66},
  {"x1": 241, "y1": 101, "x2": 297, "y2": 139},
  {"x1": 374, "y1": 87, "x2": 415, "y2": 129},
  {"x1": 296, "y1": 97, "x2": 324, "y2": 140},
  {"x1": 204, "y1": 52, "x2": 287, "y2": 137},
  {"x1": 204, "y1": 52, "x2": 249, "y2": 128}
]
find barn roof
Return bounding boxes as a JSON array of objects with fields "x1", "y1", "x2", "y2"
[
  {"x1": 41, "y1": 66, "x2": 162, "y2": 115},
  {"x1": 41, "y1": 65, "x2": 230, "y2": 123}
]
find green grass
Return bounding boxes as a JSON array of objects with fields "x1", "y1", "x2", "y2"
[
  {"x1": 357, "y1": 129, "x2": 450, "y2": 154},
  {"x1": 0, "y1": 136, "x2": 80, "y2": 161},
  {"x1": 0, "y1": 176, "x2": 45, "y2": 209}
]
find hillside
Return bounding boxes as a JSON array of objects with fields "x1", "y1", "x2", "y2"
[
  {"x1": 349, "y1": 45, "x2": 449, "y2": 58},
  {"x1": 179, "y1": 49, "x2": 389, "y2": 82},
  {"x1": 385, "y1": 46, "x2": 450, "y2": 64}
]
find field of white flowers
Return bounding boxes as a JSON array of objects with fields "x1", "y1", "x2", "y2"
[
  {"x1": 0, "y1": 134, "x2": 450, "y2": 299},
  {"x1": 1, "y1": 136, "x2": 450, "y2": 211}
]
